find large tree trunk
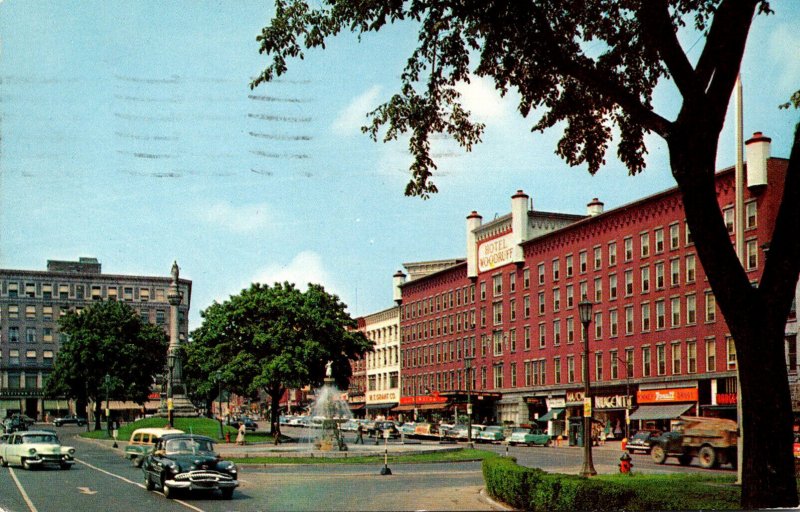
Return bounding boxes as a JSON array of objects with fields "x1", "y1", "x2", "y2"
[
  {"x1": 269, "y1": 385, "x2": 284, "y2": 443},
  {"x1": 668, "y1": 121, "x2": 800, "y2": 508},
  {"x1": 94, "y1": 397, "x2": 103, "y2": 432}
]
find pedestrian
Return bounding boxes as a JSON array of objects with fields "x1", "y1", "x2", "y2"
[
  {"x1": 355, "y1": 423, "x2": 364, "y2": 444},
  {"x1": 236, "y1": 422, "x2": 246, "y2": 445}
]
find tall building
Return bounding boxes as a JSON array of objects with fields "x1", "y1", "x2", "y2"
[
  {"x1": 0, "y1": 257, "x2": 192, "y2": 420},
  {"x1": 398, "y1": 132, "x2": 798, "y2": 440}
]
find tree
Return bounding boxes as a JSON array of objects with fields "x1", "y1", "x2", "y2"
[
  {"x1": 252, "y1": 1, "x2": 800, "y2": 508},
  {"x1": 45, "y1": 300, "x2": 168, "y2": 431},
  {"x1": 187, "y1": 282, "x2": 372, "y2": 440}
]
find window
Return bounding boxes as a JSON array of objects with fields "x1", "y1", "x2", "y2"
[
  {"x1": 567, "y1": 356, "x2": 575, "y2": 383},
  {"x1": 26, "y1": 327, "x2": 37, "y2": 343},
  {"x1": 642, "y1": 346, "x2": 651, "y2": 377},
  {"x1": 746, "y1": 201, "x2": 757, "y2": 229},
  {"x1": 670, "y1": 223, "x2": 680, "y2": 249},
  {"x1": 493, "y1": 301, "x2": 503, "y2": 325},
  {"x1": 523, "y1": 269, "x2": 530, "y2": 289},
  {"x1": 8, "y1": 305, "x2": 19, "y2": 319},
  {"x1": 610, "y1": 350, "x2": 619, "y2": 380},
  {"x1": 59, "y1": 284, "x2": 69, "y2": 299},
  {"x1": 26, "y1": 305, "x2": 37, "y2": 319},
  {"x1": 567, "y1": 317, "x2": 575, "y2": 344},
  {"x1": 609, "y1": 274, "x2": 618, "y2": 300},
  {"x1": 724, "y1": 207, "x2": 734, "y2": 233},
  {"x1": 594, "y1": 312, "x2": 602, "y2": 340},
  {"x1": 705, "y1": 292, "x2": 716, "y2": 322},
  {"x1": 687, "y1": 341, "x2": 697, "y2": 373},
  {"x1": 493, "y1": 331, "x2": 504, "y2": 356},
  {"x1": 91, "y1": 286, "x2": 102, "y2": 300},
  {"x1": 594, "y1": 277, "x2": 602, "y2": 302},
  {"x1": 655, "y1": 262, "x2": 665, "y2": 289},
  {"x1": 746, "y1": 239, "x2": 758, "y2": 270},
  {"x1": 641, "y1": 266, "x2": 650, "y2": 293},
  {"x1": 608, "y1": 242, "x2": 617, "y2": 266},
  {"x1": 553, "y1": 320, "x2": 561, "y2": 346},
  {"x1": 140, "y1": 308, "x2": 150, "y2": 323},
  {"x1": 9, "y1": 349, "x2": 19, "y2": 365},
  {"x1": 656, "y1": 300, "x2": 666, "y2": 330},
  {"x1": 524, "y1": 326, "x2": 531, "y2": 350},
  {"x1": 685, "y1": 221, "x2": 693, "y2": 245},
  {"x1": 554, "y1": 357, "x2": 562, "y2": 384},
  {"x1": 25, "y1": 283, "x2": 36, "y2": 298},
  {"x1": 42, "y1": 283, "x2": 52, "y2": 299},
  {"x1": 657, "y1": 345, "x2": 666, "y2": 375},
  {"x1": 156, "y1": 309, "x2": 166, "y2": 325},
  {"x1": 670, "y1": 259, "x2": 680, "y2": 286},
  {"x1": 493, "y1": 274, "x2": 503, "y2": 296},
  {"x1": 686, "y1": 294, "x2": 697, "y2": 325},
  {"x1": 672, "y1": 342, "x2": 682, "y2": 374},
  {"x1": 594, "y1": 246, "x2": 602, "y2": 270},
  {"x1": 539, "y1": 323, "x2": 546, "y2": 348},
  {"x1": 538, "y1": 263, "x2": 545, "y2": 285},
  {"x1": 640, "y1": 232, "x2": 650, "y2": 258},
  {"x1": 123, "y1": 287, "x2": 134, "y2": 301},
  {"x1": 43, "y1": 350, "x2": 54, "y2": 364},
  {"x1": 596, "y1": 352, "x2": 604, "y2": 381},
  {"x1": 43, "y1": 328, "x2": 53, "y2": 343},
  {"x1": 509, "y1": 299, "x2": 516, "y2": 321},
  {"x1": 524, "y1": 361, "x2": 533, "y2": 387},
  {"x1": 625, "y1": 270, "x2": 634, "y2": 296},
  {"x1": 510, "y1": 362, "x2": 517, "y2": 388},
  {"x1": 671, "y1": 297, "x2": 681, "y2": 327},
  {"x1": 686, "y1": 254, "x2": 696, "y2": 283},
  {"x1": 8, "y1": 282, "x2": 18, "y2": 297},
  {"x1": 727, "y1": 336, "x2": 737, "y2": 369},
  {"x1": 625, "y1": 306, "x2": 634, "y2": 335},
  {"x1": 140, "y1": 288, "x2": 150, "y2": 302},
  {"x1": 43, "y1": 306, "x2": 53, "y2": 321},
  {"x1": 579, "y1": 251, "x2": 587, "y2": 273},
  {"x1": 566, "y1": 284, "x2": 574, "y2": 308},
  {"x1": 641, "y1": 303, "x2": 651, "y2": 331},
  {"x1": 609, "y1": 309, "x2": 618, "y2": 337},
  {"x1": 480, "y1": 281, "x2": 486, "y2": 300},
  {"x1": 538, "y1": 292, "x2": 545, "y2": 315},
  {"x1": 624, "y1": 237, "x2": 633, "y2": 261},
  {"x1": 9, "y1": 327, "x2": 19, "y2": 342},
  {"x1": 553, "y1": 288, "x2": 561, "y2": 312},
  {"x1": 509, "y1": 329, "x2": 516, "y2": 352},
  {"x1": 706, "y1": 338, "x2": 716, "y2": 372},
  {"x1": 75, "y1": 285, "x2": 84, "y2": 299},
  {"x1": 565, "y1": 255, "x2": 574, "y2": 277},
  {"x1": 480, "y1": 307, "x2": 487, "y2": 327},
  {"x1": 655, "y1": 228, "x2": 664, "y2": 253},
  {"x1": 552, "y1": 259, "x2": 560, "y2": 281},
  {"x1": 524, "y1": 295, "x2": 531, "y2": 318},
  {"x1": 509, "y1": 271, "x2": 516, "y2": 292}
]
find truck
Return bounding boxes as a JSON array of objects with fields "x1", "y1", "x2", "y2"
[{"x1": 650, "y1": 416, "x2": 738, "y2": 469}]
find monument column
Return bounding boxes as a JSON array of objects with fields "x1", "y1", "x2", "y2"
[{"x1": 160, "y1": 261, "x2": 197, "y2": 419}]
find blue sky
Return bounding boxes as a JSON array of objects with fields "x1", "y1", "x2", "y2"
[{"x1": 1, "y1": 1, "x2": 798, "y2": 329}]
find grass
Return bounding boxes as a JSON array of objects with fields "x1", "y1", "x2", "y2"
[
  {"x1": 230, "y1": 448, "x2": 497, "y2": 465},
  {"x1": 79, "y1": 417, "x2": 273, "y2": 443}
]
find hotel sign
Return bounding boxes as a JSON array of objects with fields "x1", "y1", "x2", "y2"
[
  {"x1": 637, "y1": 387, "x2": 698, "y2": 404},
  {"x1": 478, "y1": 233, "x2": 515, "y2": 272}
]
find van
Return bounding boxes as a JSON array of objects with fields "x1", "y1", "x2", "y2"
[{"x1": 125, "y1": 427, "x2": 184, "y2": 467}]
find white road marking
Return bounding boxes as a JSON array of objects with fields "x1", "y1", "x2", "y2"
[
  {"x1": 78, "y1": 487, "x2": 98, "y2": 495},
  {"x1": 8, "y1": 467, "x2": 38, "y2": 512},
  {"x1": 75, "y1": 458, "x2": 205, "y2": 512}
]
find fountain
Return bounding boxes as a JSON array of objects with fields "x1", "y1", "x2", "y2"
[{"x1": 310, "y1": 362, "x2": 350, "y2": 451}]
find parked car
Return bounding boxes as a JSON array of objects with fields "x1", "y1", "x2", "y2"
[
  {"x1": 0, "y1": 430, "x2": 75, "y2": 470},
  {"x1": 367, "y1": 421, "x2": 400, "y2": 438},
  {"x1": 399, "y1": 422, "x2": 417, "y2": 435},
  {"x1": 141, "y1": 434, "x2": 238, "y2": 499},
  {"x1": 449, "y1": 424, "x2": 485, "y2": 441},
  {"x1": 230, "y1": 417, "x2": 258, "y2": 432},
  {"x1": 125, "y1": 427, "x2": 184, "y2": 467},
  {"x1": 507, "y1": 427, "x2": 552, "y2": 447},
  {"x1": 3, "y1": 416, "x2": 30, "y2": 433},
  {"x1": 627, "y1": 430, "x2": 663, "y2": 454},
  {"x1": 477, "y1": 425, "x2": 506, "y2": 444},
  {"x1": 53, "y1": 414, "x2": 87, "y2": 427},
  {"x1": 412, "y1": 422, "x2": 440, "y2": 438}
]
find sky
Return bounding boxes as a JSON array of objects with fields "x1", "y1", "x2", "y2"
[{"x1": 1, "y1": 1, "x2": 798, "y2": 329}]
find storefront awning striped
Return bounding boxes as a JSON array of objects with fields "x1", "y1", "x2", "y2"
[
  {"x1": 365, "y1": 402, "x2": 397, "y2": 410},
  {"x1": 629, "y1": 403, "x2": 693, "y2": 421},
  {"x1": 537, "y1": 408, "x2": 565, "y2": 422}
]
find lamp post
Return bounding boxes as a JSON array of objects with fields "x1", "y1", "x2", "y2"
[
  {"x1": 578, "y1": 296, "x2": 597, "y2": 477},
  {"x1": 216, "y1": 370, "x2": 224, "y2": 440},
  {"x1": 167, "y1": 354, "x2": 175, "y2": 428},
  {"x1": 104, "y1": 373, "x2": 111, "y2": 437},
  {"x1": 465, "y1": 355, "x2": 474, "y2": 449}
]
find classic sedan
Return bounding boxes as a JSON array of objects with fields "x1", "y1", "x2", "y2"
[
  {"x1": 477, "y1": 425, "x2": 506, "y2": 443},
  {"x1": 142, "y1": 434, "x2": 238, "y2": 499},
  {"x1": 53, "y1": 414, "x2": 87, "y2": 427},
  {"x1": 0, "y1": 430, "x2": 75, "y2": 469},
  {"x1": 507, "y1": 427, "x2": 552, "y2": 447}
]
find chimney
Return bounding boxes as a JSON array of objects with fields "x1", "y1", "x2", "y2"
[
  {"x1": 745, "y1": 131, "x2": 770, "y2": 189},
  {"x1": 466, "y1": 211, "x2": 483, "y2": 279},
  {"x1": 587, "y1": 198, "x2": 604, "y2": 217},
  {"x1": 511, "y1": 190, "x2": 529, "y2": 263},
  {"x1": 392, "y1": 270, "x2": 407, "y2": 305}
]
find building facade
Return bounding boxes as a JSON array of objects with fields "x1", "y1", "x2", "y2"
[
  {"x1": 0, "y1": 257, "x2": 192, "y2": 420},
  {"x1": 398, "y1": 133, "x2": 798, "y2": 441},
  {"x1": 362, "y1": 306, "x2": 401, "y2": 418}
]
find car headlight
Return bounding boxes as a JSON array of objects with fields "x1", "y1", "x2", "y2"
[
  {"x1": 67, "y1": 448, "x2": 76, "y2": 455},
  {"x1": 228, "y1": 464, "x2": 237, "y2": 474},
  {"x1": 169, "y1": 464, "x2": 180, "y2": 474},
  {"x1": 28, "y1": 448, "x2": 37, "y2": 455}
]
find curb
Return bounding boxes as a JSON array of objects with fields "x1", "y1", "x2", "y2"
[{"x1": 479, "y1": 488, "x2": 516, "y2": 511}]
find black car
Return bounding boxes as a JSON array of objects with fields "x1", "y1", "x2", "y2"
[
  {"x1": 230, "y1": 417, "x2": 259, "y2": 432},
  {"x1": 3, "y1": 417, "x2": 28, "y2": 433},
  {"x1": 141, "y1": 434, "x2": 238, "y2": 499},
  {"x1": 627, "y1": 430, "x2": 662, "y2": 454},
  {"x1": 53, "y1": 414, "x2": 87, "y2": 427},
  {"x1": 367, "y1": 421, "x2": 400, "y2": 438}
]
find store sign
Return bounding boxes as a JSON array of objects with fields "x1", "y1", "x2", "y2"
[
  {"x1": 637, "y1": 387, "x2": 698, "y2": 403},
  {"x1": 367, "y1": 390, "x2": 399, "y2": 403},
  {"x1": 716, "y1": 393, "x2": 737, "y2": 405},
  {"x1": 399, "y1": 390, "x2": 448, "y2": 406},
  {"x1": 546, "y1": 397, "x2": 566, "y2": 409},
  {"x1": 594, "y1": 394, "x2": 632, "y2": 409},
  {"x1": 566, "y1": 391, "x2": 585, "y2": 405},
  {"x1": 478, "y1": 233, "x2": 515, "y2": 272}
]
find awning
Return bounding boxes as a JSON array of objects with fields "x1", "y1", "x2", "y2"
[
  {"x1": 418, "y1": 403, "x2": 449, "y2": 411},
  {"x1": 537, "y1": 408, "x2": 565, "y2": 422},
  {"x1": 365, "y1": 402, "x2": 397, "y2": 410},
  {"x1": 629, "y1": 403, "x2": 693, "y2": 421},
  {"x1": 349, "y1": 404, "x2": 365, "y2": 411},
  {"x1": 393, "y1": 404, "x2": 416, "y2": 412}
]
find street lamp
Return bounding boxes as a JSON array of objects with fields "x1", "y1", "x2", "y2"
[
  {"x1": 216, "y1": 370, "x2": 224, "y2": 440},
  {"x1": 465, "y1": 355, "x2": 474, "y2": 449},
  {"x1": 578, "y1": 296, "x2": 597, "y2": 477},
  {"x1": 167, "y1": 354, "x2": 176, "y2": 428},
  {"x1": 104, "y1": 373, "x2": 111, "y2": 437}
]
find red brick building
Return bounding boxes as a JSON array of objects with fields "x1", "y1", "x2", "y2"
[{"x1": 399, "y1": 133, "x2": 798, "y2": 440}]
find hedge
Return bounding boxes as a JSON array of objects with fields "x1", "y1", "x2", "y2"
[{"x1": 482, "y1": 456, "x2": 739, "y2": 511}]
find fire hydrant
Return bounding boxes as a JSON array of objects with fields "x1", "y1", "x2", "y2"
[
  {"x1": 225, "y1": 431, "x2": 231, "y2": 443},
  {"x1": 619, "y1": 452, "x2": 633, "y2": 474}
]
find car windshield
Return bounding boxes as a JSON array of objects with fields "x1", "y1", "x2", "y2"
[
  {"x1": 23, "y1": 434, "x2": 59, "y2": 444},
  {"x1": 511, "y1": 428, "x2": 529, "y2": 433},
  {"x1": 165, "y1": 438, "x2": 214, "y2": 454}
]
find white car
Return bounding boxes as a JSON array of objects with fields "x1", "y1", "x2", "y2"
[{"x1": 0, "y1": 430, "x2": 75, "y2": 470}]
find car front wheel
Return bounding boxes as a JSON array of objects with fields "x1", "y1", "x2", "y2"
[
  {"x1": 21, "y1": 459, "x2": 33, "y2": 470},
  {"x1": 221, "y1": 488, "x2": 234, "y2": 500},
  {"x1": 144, "y1": 473, "x2": 155, "y2": 491},
  {"x1": 651, "y1": 445, "x2": 667, "y2": 464},
  {"x1": 162, "y1": 477, "x2": 174, "y2": 499}
]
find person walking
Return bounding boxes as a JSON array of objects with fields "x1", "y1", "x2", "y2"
[
  {"x1": 355, "y1": 423, "x2": 364, "y2": 444},
  {"x1": 236, "y1": 422, "x2": 246, "y2": 445}
]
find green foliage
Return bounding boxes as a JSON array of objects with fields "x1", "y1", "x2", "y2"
[
  {"x1": 44, "y1": 300, "x2": 167, "y2": 419},
  {"x1": 80, "y1": 417, "x2": 236, "y2": 440},
  {"x1": 186, "y1": 282, "x2": 372, "y2": 429},
  {"x1": 231, "y1": 448, "x2": 495, "y2": 465},
  {"x1": 482, "y1": 457, "x2": 741, "y2": 511}
]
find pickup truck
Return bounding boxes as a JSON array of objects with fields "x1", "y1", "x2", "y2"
[{"x1": 650, "y1": 416, "x2": 738, "y2": 469}]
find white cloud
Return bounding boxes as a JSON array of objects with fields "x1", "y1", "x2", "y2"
[
  {"x1": 251, "y1": 250, "x2": 335, "y2": 291},
  {"x1": 196, "y1": 200, "x2": 272, "y2": 234},
  {"x1": 455, "y1": 74, "x2": 516, "y2": 122},
  {"x1": 332, "y1": 85, "x2": 382, "y2": 136}
]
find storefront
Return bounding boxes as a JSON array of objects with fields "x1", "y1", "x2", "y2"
[
  {"x1": 593, "y1": 390, "x2": 634, "y2": 440},
  {"x1": 537, "y1": 397, "x2": 566, "y2": 437},
  {"x1": 395, "y1": 391, "x2": 449, "y2": 422},
  {"x1": 630, "y1": 385, "x2": 698, "y2": 432}
]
